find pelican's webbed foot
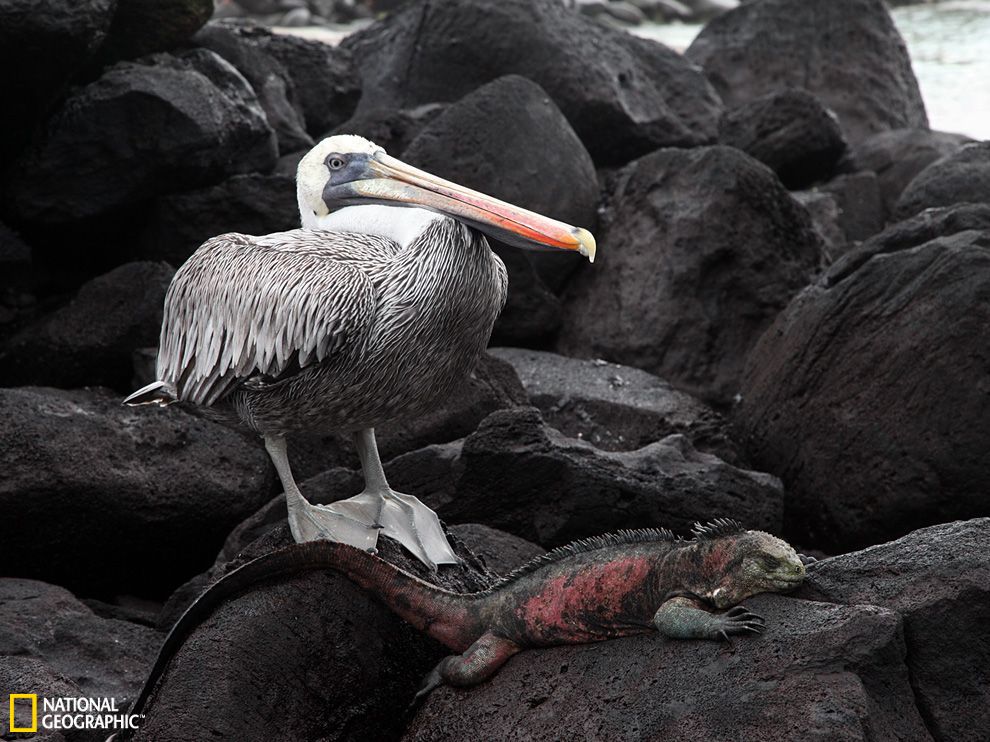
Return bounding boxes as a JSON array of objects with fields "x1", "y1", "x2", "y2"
[
  {"x1": 304, "y1": 489, "x2": 459, "y2": 570},
  {"x1": 286, "y1": 488, "x2": 381, "y2": 552}
]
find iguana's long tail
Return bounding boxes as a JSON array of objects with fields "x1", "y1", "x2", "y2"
[{"x1": 122, "y1": 542, "x2": 482, "y2": 734}]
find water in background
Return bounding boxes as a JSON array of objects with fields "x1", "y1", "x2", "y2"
[{"x1": 634, "y1": 0, "x2": 990, "y2": 140}]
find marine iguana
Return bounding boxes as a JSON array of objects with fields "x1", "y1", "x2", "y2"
[{"x1": 120, "y1": 519, "x2": 806, "y2": 732}]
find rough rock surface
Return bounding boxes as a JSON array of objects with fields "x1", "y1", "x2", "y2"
[
  {"x1": 402, "y1": 75, "x2": 598, "y2": 344},
  {"x1": 7, "y1": 49, "x2": 277, "y2": 227},
  {"x1": 490, "y1": 347, "x2": 740, "y2": 462},
  {"x1": 0, "y1": 262, "x2": 174, "y2": 390},
  {"x1": 791, "y1": 190, "x2": 845, "y2": 260},
  {"x1": 894, "y1": 141, "x2": 990, "y2": 220},
  {"x1": 443, "y1": 407, "x2": 783, "y2": 548},
  {"x1": 343, "y1": 0, "x2": 723, "y2": 165},
  {"x1": 332, "y1": 104, "x2": 449, "y2": 160},
  {"x1": 819, "y1": 171, "x2": 885, "y2": 244},
  {"x1": 100, "y1": 0, "x2": 213, "y2": 62},
  {"x1": 0, "y1": 386, "x2": 274, "y2": 596},
  {"x1": 405, "y1": 594, "x2": 928, "y2": 741},
  {"x1": 194, "y1": 19, "x2": 313, "y2": 154},
  {"x1": 737, "y1": 227, "x2": 990, "y2": 551},
  {"x1": 134, "y1": 526, "x2": 493, "y2": 742},
  {"x1": 557, "y1": 146, "x2": 823, "y2": 405},
  {"x1": 826, "y1": 202, "x2": 990, "y2": 286},
  {"x1": 686, "y1": 0, "x2": 927, "y2": 145},
  {"x1": 138, "y1": 172, "x2": 298, "y2": 264},
  {"x1": 0, "y1": 579, "x2": 158, "y2": 709},
  {"x1": 0, "y1": 0, "x2": 116, "y2": 164},
  {"x1": 843, "y1": 128, "x2": 973, "y2": 217},
  {"x1": 447, "y1": 523, "x2": 546, "y2": 576},
  {"x1": 801, "y1": 519, "x2": 990, "y2": 742},
  {"x1": 718, "y1": 89, "x2": 847, "y2": 189}
]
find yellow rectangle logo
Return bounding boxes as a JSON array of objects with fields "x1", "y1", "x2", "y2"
[{"x1": 9, "y1": 693, "x2": 37, "y2": 733}]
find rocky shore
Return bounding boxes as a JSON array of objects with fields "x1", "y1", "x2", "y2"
[{"x1": 1, "y1": 0, "x2": 988, "y2": 740}]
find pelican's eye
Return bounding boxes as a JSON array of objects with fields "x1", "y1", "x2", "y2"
[{"x1": 327, "y1": 156, "x2": 346, "y2": 171}]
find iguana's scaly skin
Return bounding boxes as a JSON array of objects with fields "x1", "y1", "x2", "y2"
[{"x1": 127, "y1": 520, "x2": 806, "y2": 721}]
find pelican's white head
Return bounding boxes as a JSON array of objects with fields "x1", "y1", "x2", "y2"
[
  {"x1": 294, "y1": 134, "x2": 597, "y2": 261},
  {"x1": 296, "y1": 135, "x2": 384, "y2": 228}
]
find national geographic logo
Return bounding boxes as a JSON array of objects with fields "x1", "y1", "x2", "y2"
[{"x1": 7, "y1": 693, "x2": 143, "y2": 734}]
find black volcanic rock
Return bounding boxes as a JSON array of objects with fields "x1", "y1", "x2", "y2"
[
  {"x1": 7, "y1": 49, "x2": 277, "y2": 228},
  {"x1": 818, "y1": 171, "x2": 885, "y2": 244},
  {"x1": 332, "y1": 104, "x2": 449, "y2": 160},
  {"x1": 801, "y1": 518, "x2": 990, "y2": 742},
  {"x1": 0, "y1": 261, "x2": 174, "y2": 390},
  {"x1": 736, "y1": 226, "x2": 990, "y2": 551},
  {"x1": 402, "y1": 75, "x2": 598, "y2": 344},
  {"x1": 843, "y1": 127, "x2": 973, "y2": 217},
  {"x1": 686, "y1": 0, "x2": 927, "y2": 146},
  {"x1": 490, "y1": 347, "x2": 741, "y2": 463},
  {"x1": 135, "y1": 527, "x2": 493, "y2": 742},
  {"x1": 343, "y1": 0, "x2": 723, "y2": 166},
  {"x1": 194, "y1": 20, "x2": 313, "y2": 155},
  {"x1": 0, "y1": 386, "x2": 274, "y2": 596},
  {"x1": 0, "y1": 0, "x2": 115, "y2": 166},
  {"x1": 557, "y1": 146, "x2": 823, "y2": 405},
  {"x1": 894, "y1": 141, "x2": 990, "y2": 220},
  {"x1": 139, "y1": 173, "x2": 298, "y2": 265},
  {"x1": 718, "y1": 89, "x2": 847, "y2": 189},
  {"x1": 100, "y1": 0, "x2": 213, "y2": 62},
  {"x1": 0, "y1": 578, "x2": 158, "y2": 713},
  {"x1": 443, "y1": 407, "x2": 783, "y2": 548},
  {"x1": 405, "y1": 594, "x2": 927, "y2": 741}
]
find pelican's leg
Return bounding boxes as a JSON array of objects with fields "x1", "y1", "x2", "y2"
[
  {"x1": 263, "y1": 434, "x2": 379, "y2": 552},
  {"x1": 322, "y1": 428, "x2": 459, "y2": 570}
]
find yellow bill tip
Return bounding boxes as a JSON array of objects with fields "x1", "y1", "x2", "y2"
[{"x1": 574, "y1": 228, "x2": 596, "y2": 263}]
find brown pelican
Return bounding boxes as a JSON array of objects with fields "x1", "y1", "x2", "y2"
[{"x1": 126, "y1": 135, "x2": 595, "y2": 569}]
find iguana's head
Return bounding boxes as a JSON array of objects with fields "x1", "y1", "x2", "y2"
[{"x1": 686, "y1": 520, "x2": 806, "y2": 609}]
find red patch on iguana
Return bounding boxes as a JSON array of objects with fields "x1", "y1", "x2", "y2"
[{"x1": 516, "y1": 556, "x2": 654, "y2": 643}]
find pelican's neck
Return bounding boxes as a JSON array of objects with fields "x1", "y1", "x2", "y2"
[{"x1": 304, "y1": 204, "x2": 444, "y2": 249}]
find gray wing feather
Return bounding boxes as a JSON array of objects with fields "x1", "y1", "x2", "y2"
[{"x1": 158, "y1": 230, "x2": 387, "y2": 406}]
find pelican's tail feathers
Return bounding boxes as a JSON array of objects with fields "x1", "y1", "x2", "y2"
[{"x1": 123, "y1": 380, "x2": 177, "y2": 407}]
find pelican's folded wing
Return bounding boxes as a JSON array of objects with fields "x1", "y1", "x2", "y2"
[{"x1": 157, "y1": 230, "x2": 389, "y2": 406}]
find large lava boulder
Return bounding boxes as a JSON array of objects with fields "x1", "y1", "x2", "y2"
[
  {"x1": 490, "y1": 347, "x2": 741, "y2": 463},
  {"x1": 342, "y1": 0, "x2": 723, "y2": 166},
  {"x1": 442, "y1": 407, "x2": 783, "y2": 547},
  {"x1": 686, "y1": 0, "x2": 927, "y2": 146},
  {"x1": 802, "y1": 518, "x2": 990, "y2": 742},
  {"x1": 139, "y1": 172, "x2": 298, "y2": 265},
  {"x1": 0, "y1": 0, "x2": 115, "y2": 166},
  {"x1": 0, "y1": 578, "x2": 158, "y2": 720},
  {"x1": 194, "y1": 19, "x2": 313, "y2": 155},
  {"x1": 718, "y1": 89, "x2": 847, "y2": 189},
  {"x1": 99, "y1": 0, "x2": 213, "y2": 62},
  {"x1": 0, "y1": 386, "x2": 274, "y2": 596},
  {"x1": 843, "y1": 127, "x2": 973, "y2": 217},
  {"x1": 133, "y1": 527, "x2": 493, "y2": 742},
  {"x1": 894, "y1": 141, "x2": 990, "y2": 220},
  {"x1": 0, "y1": 261, "x2": 174, "y2": 390},
  {"x1": 7, "y1": 49, "x2": 277, "y2": 229},
  {"x1": 557, "y1": 146, "x2": 823, "y2": 405},
  {"x1": 406, "y1": 593, "x2": 927, "y2": 741},
  {"x1": 736, "y1": 222, "x2": 990, "y2": 552},
  {"x1": 402, "y1": 75, "x2": 599, "y2": 345}
]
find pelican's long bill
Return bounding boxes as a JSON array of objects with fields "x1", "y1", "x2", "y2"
[{"x1": 327, "y1": 151, "x2": 596, "y2": 262}]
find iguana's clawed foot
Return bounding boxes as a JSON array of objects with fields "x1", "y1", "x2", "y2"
[
  {"x1": 408, "y1": 666, "x2": 444, "y2": 712},
  {"x1": 798, "y1": 553, "x2": 818, "y2": 566},
  {"x1": 716, "y1": 605, "x2": 766, "y2": 647}
]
